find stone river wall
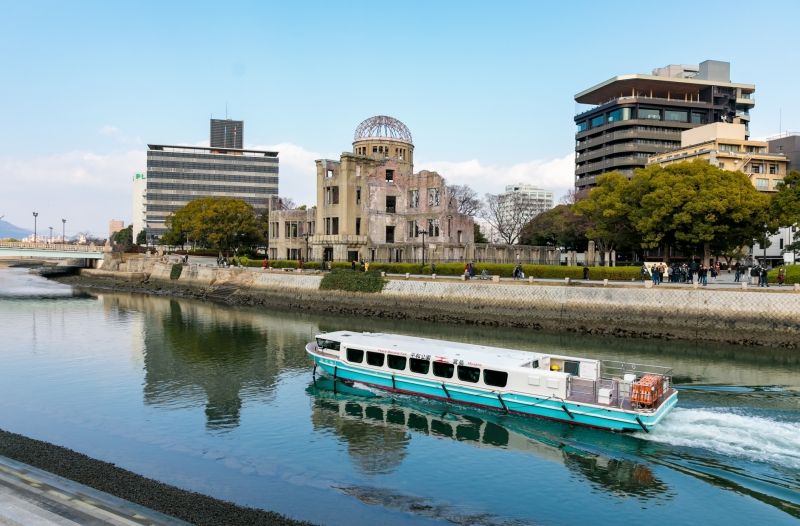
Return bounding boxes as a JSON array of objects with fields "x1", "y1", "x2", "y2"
[{"x1": 70, "y1": 259, "x2": 800, "y2": 348}]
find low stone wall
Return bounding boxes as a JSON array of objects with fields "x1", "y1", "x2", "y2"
[{"x1": 69, "y1": 261, "x2": 800, "y2": 348}]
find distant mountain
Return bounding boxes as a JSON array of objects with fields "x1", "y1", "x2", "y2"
[{"x1": 0, "y1": 220, "x2": 33, "y2": 240}]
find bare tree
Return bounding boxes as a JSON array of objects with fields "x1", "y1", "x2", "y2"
[
  {"x1": 559, "y1": 188, "x2": 579, "y2": 205},
  {"x1": 479, "y1": 193, "x2": 537, "y2": 245},
  {"x1": 447, "y1": 184, "x2": 482, "y2": 216}
]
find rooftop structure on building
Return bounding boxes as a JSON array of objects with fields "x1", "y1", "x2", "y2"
[
  {"x1": 648, "y1": 123, "x2": 789, "y2": 193},
  {"x1": 210, "y1": 118, "x2": 243, "y2": 149},
  {"x1": 574, "y1": 60, "x2": 755, "y2": 192},
  {"x1": 139, "y1": 119, "x2": 278, "y2": 242},
  {"x1": 268, "y1": 115, "x2": 474, "y2": 263},
  {"x1": 767, "y1": 133, "x2": 800, "y2": 171}
]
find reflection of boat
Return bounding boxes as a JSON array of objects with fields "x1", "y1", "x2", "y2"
[
  {"x1": 307, "y1": 331, "x2": 678, "y2": 432},
  {"x1": 308, "y1": 377, "x2": 668, "y2": 497}
]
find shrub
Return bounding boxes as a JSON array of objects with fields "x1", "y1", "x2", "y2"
[
  {"x1": 170, "y1": 263, "x2": 183, "y2": 280},
  {"x1": 320, "y1": 269, "x2": 386, "y2": 293},
  {"x1": 769, "y1": 264, "x2": 800, "y2": 285}
]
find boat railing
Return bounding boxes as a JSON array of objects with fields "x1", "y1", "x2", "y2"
[
  {"x1": 599, "y1": 360, "x2": 673, "y2": 383},
  {"x1": 566, "y1": 360, "x2": 673, "y2": 410}
]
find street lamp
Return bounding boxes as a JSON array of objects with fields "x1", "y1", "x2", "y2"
[
  {"x1": 763, "y1": 223, "x2": 769, "y2": 266},
  {"x1": 62, "y1": 218, "x2": 66, "y2": 243},
  {"x1": 49, "y1": 226, "x2": 53, "y2": 243},
  {"x1": 32, "y1": 212, "x2": 38, "y2": 242}
]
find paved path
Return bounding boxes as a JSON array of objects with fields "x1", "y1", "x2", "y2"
[{"x1": 0, "y1": 456, "x2": 189, "y2": 526}]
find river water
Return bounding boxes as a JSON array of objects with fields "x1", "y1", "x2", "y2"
[{"x1": 0, "y1": 267, "x2": 799, "y2": 525}]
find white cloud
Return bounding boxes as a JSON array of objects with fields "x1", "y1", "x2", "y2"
[
  {"x1": 99, "y1": 125, "x2": 120, "y2": 136},
  {"x1": 419, "y1": 153, "x2": 575, "y2": 203},
  {"x1": 249, "y1": 142, "x2": 332, "y2": 208}
]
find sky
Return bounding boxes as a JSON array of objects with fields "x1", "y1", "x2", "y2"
[{"x1": 2, "y1": 0, "x2": 799, "y2": 236}]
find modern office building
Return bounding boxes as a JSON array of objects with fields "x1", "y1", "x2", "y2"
[
  {"x1": 132, "y1": 172, "x2": 146, "y2": 241},
  {"x1": 768, "y1": 133, "x2": 800, "y2": 171},
  {"x1": 142, "y1": 119, "x2": 278, "y2": 241},
  {"x1": 574, "y1": 60, "x2": 755, "y2": 192},
  {"x1": 210, "y1": 118, "x2": 243, "y2": 149},
  {"x1": 648, "y1": 123, "x2": 789, "y2": 192},
  {"x1": 269, "y1": 115, "x2": 473, "y2": 263},
  {"x1": 499, "y1": 183, "x2": 553, "y2": 219}
]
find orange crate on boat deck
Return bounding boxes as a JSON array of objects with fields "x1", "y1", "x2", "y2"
[{"x1": 630, "y1": 374, "x2": 664, "y2": 407}]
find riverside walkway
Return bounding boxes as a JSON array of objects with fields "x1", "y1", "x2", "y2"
[
  {"x1": 0, "y1": 455, "x2": 189, "y2": 526},
  {"x1": 0, "y1": 241, "x2": 105, "y2": 260}
]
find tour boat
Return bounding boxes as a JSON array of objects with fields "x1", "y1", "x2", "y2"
[{"x1": 306, "y1": 331, "x2": 678, "y2": 433}]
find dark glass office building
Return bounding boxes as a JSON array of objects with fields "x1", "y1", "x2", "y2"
[
  {"x1": 210, "y1": 119, "x2": 244, "y2": 149},
  {"x1": 573, "y1": 60, "x2": 755, "y2": 192},
  {"x1": 144, "y1": 144, "x2": 278, "y2": 239}
]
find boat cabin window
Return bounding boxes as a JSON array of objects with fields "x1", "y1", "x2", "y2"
[
  {"x1": 457, "y1": 365, "x2": 480, "y2": 383},
  {"x1": 387, "y1": 354, "x2": 407, "y2": 370},
  {"x1": 346, "y1": 348, "x2": 364, "y2": 363},
  {"x1": 563, "y1": 360, "x2": 580, "y2": 376},
  {"x1": 432, "y1": 361, "x2": 454, "y2": 378},
  {"x1": 317, "y1": 338, "x2": 341, "y2": 351},
  {"x1": 483, "y1": 369, "x2": 508, "y2": 388},
  {"x1": 366, "y1": 351, "x2": 385, "y2": 367},
  {"x1": 410, "y1": 358, "x2": 430, "y2": 374}
]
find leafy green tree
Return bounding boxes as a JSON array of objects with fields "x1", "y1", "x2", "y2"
[
  {"x1": 163, "y1": 197, "x2": 264, "y2": 255},
  {"x1": 111, "y1": 224, "x2": 134, "y2": 250},
  {"x1": 771, "y1": 170, "x2": 800, "y2": 228},
  {"x1": 520, "y1": 204, "x2": 587, "y2": 250},
  {"x1": 626, "y1": 162, "x2": 770, "y2": 260},
  {"x1": 573, "y1": 171, "x2": 636, "y2": 263},
  {"x1": 135, "y1": 229, "x2": 147, "y2": 246}
]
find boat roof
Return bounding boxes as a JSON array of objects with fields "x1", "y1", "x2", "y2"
[{"x1": 317, "y1": 331, "x2": 560, "y2": 369}]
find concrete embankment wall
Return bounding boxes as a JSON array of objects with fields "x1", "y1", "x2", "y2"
[{"x1": 77, "y1": 260, "x2": 800, "y2": 348}]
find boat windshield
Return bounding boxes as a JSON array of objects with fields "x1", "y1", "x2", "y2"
[{"x1": 316, "y1": 338, "x2": 341, "y2": 351}]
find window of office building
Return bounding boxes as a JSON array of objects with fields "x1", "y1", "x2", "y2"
[
  {"x1": 607, "y1": 108, "x2": 631, "y2": 123},
  {"x1": 752, "y1": 164, "x2": 763, "y2": 174},
  {"x1": 719, "y1": 144, "x2": 739, "y2": 153},
  {"x1": 577, "y1": 121, "x2": 588, "y2": 132},
  {"x1": 638, "y1": 108, "x2": 661, "y2": 120},
  {"x1": 691, "y1": 112, "x2": 707, "y2": 124},
  {"x1": 665, "y1": 110, "x2": 688, "y2": 122},
  {"x1": 769, "y1": 164, "x2": 778, "y2": 174},
  {"x1": 590, "y1": 115, "x2": 604, "y2": 128},
  {"x1": 756, "y1": 178, "x2": 768, "y2": 189}
]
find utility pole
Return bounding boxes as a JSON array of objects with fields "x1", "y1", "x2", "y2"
[
  {"x1": 32, "y1": 211, "x2": 38, "y2": 242},
  {"x1": 62, "y1": 219, "x2": 66, "y2": 243}
]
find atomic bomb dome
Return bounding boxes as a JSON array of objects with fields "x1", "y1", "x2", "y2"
[{"x1": 353, "y1": 115, "x2": 413, "y2": 144}]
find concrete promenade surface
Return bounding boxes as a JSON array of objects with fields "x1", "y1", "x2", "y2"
[{"x1": 0, "y1": 455, "x2": 189, "y2": 526}]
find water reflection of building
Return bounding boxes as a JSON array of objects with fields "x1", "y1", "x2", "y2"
[
  {"x1": 100, "y1": 293, "x2": 320, "y2": 431},
  {"x1": 308, "y1": 378, "x2": 668, "y2": 499}
]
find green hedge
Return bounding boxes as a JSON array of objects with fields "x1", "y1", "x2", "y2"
[
  {"x1": 353, "y1": 262, "x2": 641, "y2": 280},
  {"x1": 769, "y1": 264, "x2": 800, "y2": 285},
  {"x1": 320, "y1": 269, "x2": 386, "y2": 293}
]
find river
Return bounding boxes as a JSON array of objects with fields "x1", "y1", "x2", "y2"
[{"x1": 0, "y1": 266, "x2": 798, "y2": 525}]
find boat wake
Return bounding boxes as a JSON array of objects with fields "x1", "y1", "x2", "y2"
[{"x1": 640, "y1": 408, "x2": 800, "y2": 469}]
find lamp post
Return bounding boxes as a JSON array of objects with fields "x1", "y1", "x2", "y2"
[
  {"x1": 32, "y1": 212, "x2": 38, "y2": 242},
  {"x1": 420, "y1": 230, "x2": 427, "y2": 266},
  {"x1": 62, "y1": 218, "x2": 66, "y2": 243},
  {"x1": 49, "y1": 226, "x2": 53, "y2": 243},
  {"x1": 763, "y1": 223, "x2": 769, "y2": 266}
]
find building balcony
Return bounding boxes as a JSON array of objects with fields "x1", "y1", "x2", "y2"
[
  {"x1": 576, "y1": 127, "x2": 683, "y2": 150},
  {"x1": 575, "y1": 155, "x2": 646, "y2": 176},
  {"x1": 576, "y1": 118, "x2": 692, "y2": 140},
  {"x1": 577, "y1": 142, "x2": 675, "y2": 163}
]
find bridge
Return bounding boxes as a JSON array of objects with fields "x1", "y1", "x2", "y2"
[{"x1": 0, "y1": 241, "x2": 107, "y2": 260}]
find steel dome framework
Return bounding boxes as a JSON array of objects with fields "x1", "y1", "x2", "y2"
[{"x1": 353, "y1": 115, "x2": 413, "y2": 144}]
